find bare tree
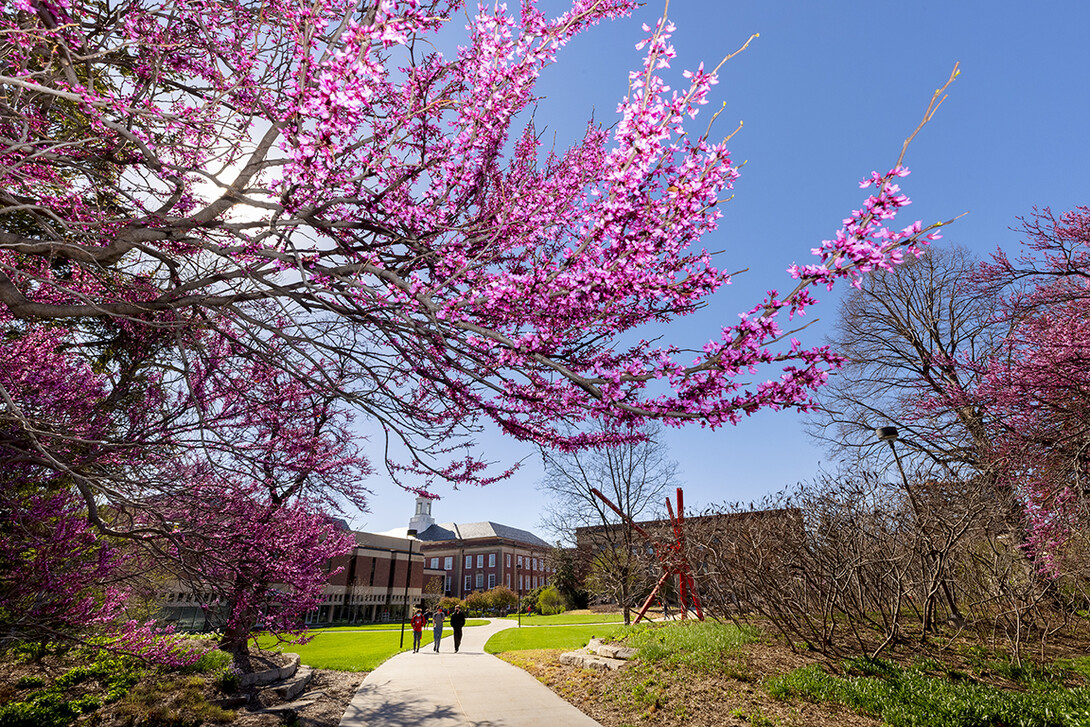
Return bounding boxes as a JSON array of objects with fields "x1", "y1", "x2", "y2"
[
  {"x1": 538, "y1": 424, "x2": 678, "y2": 624},
  {"x1": 808, "y1": 245, "x2": 1010, "y2": 477}
]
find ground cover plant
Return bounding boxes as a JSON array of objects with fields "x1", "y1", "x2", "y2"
[
  {"x1": 0, "y1": 641, "x2": 236, "y2": 727},
  {"x1": 767, "y1": 656, "x2": 1090, "y2": 727}
]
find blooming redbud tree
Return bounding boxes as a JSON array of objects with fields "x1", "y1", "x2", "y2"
[
  {"x1": 2, "y1": 0, "x2": 951, "y2": 649},
  {"x1": 968, "y1": 207, "x2": 1090, "y2": 573}
]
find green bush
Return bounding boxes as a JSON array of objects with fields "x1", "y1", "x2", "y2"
[
  {"x1": 437, "y1": 596, "x2": 465, "y2": 613},
  {"x1": 536, "y1": 586, "x2": 564, "y2": 616},
  {"x1": 520, "y1": 585, "x2": 546, "y2": 613},
  {"x1": 181, "y1": 643, "x2": 230, "y2": 675}
]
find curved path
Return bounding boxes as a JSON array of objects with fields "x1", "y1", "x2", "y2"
[{"x1": 338, "y1": 618, "x2": 602, "y2": 727}]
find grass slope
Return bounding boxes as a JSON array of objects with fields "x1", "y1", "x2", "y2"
[
  {"x1": 485, "y1": 624, "x2": 627, "y2": 653},
  {"x1": 501, "y1": 613, "x2": 629, "y2": 625}
]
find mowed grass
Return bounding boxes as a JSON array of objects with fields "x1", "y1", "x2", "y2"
[
  {"x1": 485, "y1": 624, "x2": 626, "y2": 653},
  {"x1": 308, "y1": 619, "x2": 488, "y2": 632},
  {"x1": 500, "y1": 612, "x2": 628, "y2": 625},
  {"x1": 256, "y1": 620, "x2": 491, "y2": 670},
  {"x1": 257, "y1": 629, "x2": 433, "y2": 671}
]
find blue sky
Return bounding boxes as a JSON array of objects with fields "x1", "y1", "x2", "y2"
[{"x1": 351, "y1": 1, "x2": 1090, "y2": 537}]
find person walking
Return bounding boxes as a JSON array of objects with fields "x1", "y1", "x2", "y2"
[
  {"x1": 410, "y1": 609, "x2": 426, "y2": 653},
  {"x1": 431, "y1": 608, "x2": 445, "y2": 652},
  {"x1": 449, "y1": 605, "x2": 466, "y2": 653}
]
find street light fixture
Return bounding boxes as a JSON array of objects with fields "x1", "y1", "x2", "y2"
[
  {"x1": 875, "y1": 426, "x2": 911, "y2": 487},
  {"x1": 398, "y1": 528, "x2": 417, "y2": 649},
  {"x1": 875, "y1": 426, "x2": 899, "y2": 441}
]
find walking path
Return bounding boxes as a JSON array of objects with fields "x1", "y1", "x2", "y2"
[{"x1": 338, "y1": 618, "x2": 603, "y2": 727}]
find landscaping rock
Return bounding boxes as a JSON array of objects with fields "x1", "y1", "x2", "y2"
[
  {"x1": 274, "y1": 665, "x2": 314, "y2": 702},
  {"x1": 558, "y1": 651, "x2": 627, "y2": 671},
  {"x1": 239, "y1": 653, "x2": 300, "y2": 687},
  {"x1": 559, "y1": 638, "x2": 639, "y2": 672},
  {"x1": 596, "y1": 645, "x2": 638, "y2": 660}
]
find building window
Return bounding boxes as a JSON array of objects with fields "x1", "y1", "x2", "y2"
[
  {"x1": 532, "y1": 558, "x2": 537, "y2": 571},
  {"x1": 506, "y1": 574, "x2": 511, "y2": 587},
  {"x1": 430, "y1": 557, "x2": 439, "y2": 569},
  {"x1": 465, "y1": 555, "x2": 472, "y2": 568},
  {"x1": 488, "y1": 574, "x2": 496, "y2": 589},
  {"x1": 506, "y1": 553, "x2": 511, "y2": 567},
  {"x1": 533, "y1": 576, "x2": 538, "y2": 588},
  {"x1": 464, "y1": 575, "x2": 471, "y2": 592},
  {"x1": 488, "y1": 552, "x2": 495, "y2": 568},
  {"x1": 445, "y1": 575, "x2": 451, "y2": 594},
  {"x1": 476, "y1": 554, "x2": 483, "y2": 568},
  {"x1": 444, "y1": 556, "x2": 452, "y2": 570},
  {"x1": 476, "y1": 573, "x2": 484, "y2": 589},
  {"x1": 517, "y1": 555, "x2": 523, "y2": 568}
]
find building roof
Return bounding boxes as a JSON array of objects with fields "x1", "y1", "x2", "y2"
[
  {"x1": 351, "y1": 530, "x2": 418, "y2": 551},
  {"x1": 415, "y1": 521, "x2": 551, "y2": 549}
]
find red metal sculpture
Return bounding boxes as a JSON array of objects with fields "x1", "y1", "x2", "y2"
[{"x1": 589, "y1": 486, "x2": 704, "y2": 624}]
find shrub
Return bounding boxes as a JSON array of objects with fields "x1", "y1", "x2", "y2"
[
  {"x1": 437, "y1": 596, "x2": 464, "y2": 613},
  {"x1": 536, "y1": 586, "x2": 564, "y2": 616},
  {"x1": 487, "y1": 586, "x2": 519, "y2": 612},
  {"x1": 464, "y1": 587, "x2": 518, "y2": 615},
  {"x1": 463, "y1": 590, "x2": 490, "y2": 614},
  {"x1": 521, "y1": 586, "x2": 546, "y2": 613}
]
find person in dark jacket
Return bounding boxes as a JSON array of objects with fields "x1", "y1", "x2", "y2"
[{"x1": 449, "y1": 606, "x2": 466, "y2": 653}]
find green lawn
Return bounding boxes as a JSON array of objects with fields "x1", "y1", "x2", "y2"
[
  {"x1": 307, "y1": 619, "x2": 488, "y2": 632},
  {"x1": 256, "y1": 630, "x2": 431, "y2": 671},
  {"x1": 500, "y1": 612, "x2": 628, "y2": 625},
  {"x1": 484, "y1": 624, "x2": 628, "y2": 653},
  {"x1": 256, "y1": 620, "x2": 490, "y2": 670}
]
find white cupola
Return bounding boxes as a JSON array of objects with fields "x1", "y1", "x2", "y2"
[{"x1": 408, "y1": 495, "x2": 435, "y2": 533}]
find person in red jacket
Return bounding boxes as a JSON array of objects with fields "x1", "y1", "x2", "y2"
[{"x1": 410, "y1": 609, "x2": 426, "y2": 653}]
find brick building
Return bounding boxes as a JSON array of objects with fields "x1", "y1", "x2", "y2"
[
  {"x1": 399, "y1": 497, "x2": 553, "y2": 599},
  {"x1": 160, "y1": 529, "x2": 445, "y2": 629},
  {"x1": 309, "y1": 529, "x2": 445, "y2": 624},
  {"x1": 160, "y1": 500, "x2": 553, "y2": 630}
]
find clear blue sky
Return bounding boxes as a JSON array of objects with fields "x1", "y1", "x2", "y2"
[{"x1": 351, "y1": 1, "x2": 1090, "y2": 537}]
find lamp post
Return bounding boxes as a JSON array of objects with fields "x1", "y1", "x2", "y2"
[
  {"x1": 876, "y1": 426, "x2": 925, "y2": 515},
  {"x1": 398, "y1": 528, "x2": 417, "y2": 649},
  {"x1": 517, "y1": 552, "x2": 522, "y2": 628}
]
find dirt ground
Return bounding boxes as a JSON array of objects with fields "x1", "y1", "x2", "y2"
[
  {"x1": 499, "y1": 643, "x2": 880, "y2": 727},
  {"x1": 229, "y1": 668, "x2": 364, "y2": 727}
]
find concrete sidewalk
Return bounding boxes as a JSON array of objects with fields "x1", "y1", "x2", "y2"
[{"x1": 338, "y1": 618, "x2": 603, "y2": 727}]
